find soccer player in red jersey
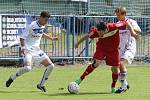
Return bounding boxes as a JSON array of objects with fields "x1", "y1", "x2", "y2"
[{"x1": 73, "y1": 21, "x2": 137, "y2": 91}]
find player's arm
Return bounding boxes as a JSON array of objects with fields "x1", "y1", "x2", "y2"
[
  {"x1": 19, "y1": 27, "x2": 30, "y2": 54},
  {"x1": 42, "y1": 33, "x2": 58, "y2": 40},
  {"x1": 113, "y1": 21, "x2": 139, "y2": 39},
  {"x1": 129, "y1": 20, "x2": 141, "y2": 34},
  {"x1": 133, "y1": 26, "x2": 141, "y2": 34},
  {"x1": 75, "y1": 34, "x2": 89, "y2": 49},
  {"x1": 75, "y1": 26, "x2": 98, "y2": 49},
  {"x1": 126, "y1": 21, "x2": 139, "y2": 39}
]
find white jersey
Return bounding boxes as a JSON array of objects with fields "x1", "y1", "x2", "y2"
[
  {"x1": 20, "y1": 21, "x2": 45, "y2": 49},
  {"x1": 119, "y1": 18, "x2": 141, "y2": 64},
  {"x1": 20, "y1": 21, "x2": 50, "y2": 65}
]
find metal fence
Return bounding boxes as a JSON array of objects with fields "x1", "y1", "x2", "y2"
[
  {"x1": 0, "y1": 0, "x2": 88, "y2": 15},
  {"x1": 0, "y1": 15, "x2": 150, "y2": 65},
  {"x1": 88, "y1": 0, "x2": 150, "y2": 16},
  {"x1": 0, "y1": 0, "x2": 150, "y2": 16}
]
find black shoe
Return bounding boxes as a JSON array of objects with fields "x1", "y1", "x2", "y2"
[
  {"x1": 115, "y1": 87, "x2": 127, "y2": 93},
  {"x1": 127, "y1": 84, "x2": 130, "y2": 90},
  {"x1": 115, "y1": 85, "x2": 130, "y2": 94},
  {"x1": 6, "y1": 77, "x2": 13, "y2": 87},
  {"x1": 115, "y1": 83, "x2": 130, "y2": 94},
  {"x1": 37, "y1": 84, "x2": 47, "y2": 92}
]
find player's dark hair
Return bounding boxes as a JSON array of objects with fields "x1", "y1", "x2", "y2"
[
  {"x1": 40, "y1": 11, "x2": 50, "y2": 18},
  {"x1": 115, "y1": 6, "x2": 127, "y2": 15},
  {"x1": 96, "y1": 22, "x2": 107, "y2": 31}
]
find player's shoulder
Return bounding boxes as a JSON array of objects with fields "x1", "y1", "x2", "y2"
[
  {"x1": 31, "y1": 21, "x2": 45, "y2": 28},
  {"x1": 107, "y1": 22, "x2": 118, "y2": 28},
  {"x1": 127, "y1": 18, "x2": 137, "y2": 23},
  {"x1": 26, "y1": 21, "x2": 36, "y2": 29},
  {"x1": 107, "y1": 22, "x2": 121, "y2": 26},
  {"x1": 88, "y1": 26, "x2": 97, "y2": 37},
  {"x1": 89, "y1": 26, "x2": 97, "y2": 34},
  {"x1": 90, "y1": 26, "x2": 97, "y2": 32},
  {"x1": 30, "y1": 21, "x2": 37, "y2": 27}
]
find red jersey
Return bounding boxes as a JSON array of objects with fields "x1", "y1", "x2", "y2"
[{"x1": 89, "y1": 21, "x2": 127, "y2": 51}]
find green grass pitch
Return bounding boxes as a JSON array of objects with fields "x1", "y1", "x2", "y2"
[{"x1": 0, "y1": 65, "x2": 150, "y2": 100}]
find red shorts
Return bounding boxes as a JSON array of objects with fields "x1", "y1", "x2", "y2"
[{"x1": 93, "y1": 45, "x2": 120, "y2": 67}]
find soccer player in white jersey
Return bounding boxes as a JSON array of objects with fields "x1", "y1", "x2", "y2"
[
  {"x1": 6, "y1": 11, "x2": 58, "y2": 92},
  {"x1": 111, "y1": 7, "x2": 141, "y2": 93}
]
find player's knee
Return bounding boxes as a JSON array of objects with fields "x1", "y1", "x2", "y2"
[
  {"x1": 111, "y1": 67, "x2": 116, "y2": 72},
  {"x1": 47, "y1": 63, "x2": 54, "y2": 69},
  {"x1": 119, "y1": 62, "x2": 127, "y2": 72},
  {"x1": 120, "y1": 65, "x2": 127, "y2": 72},
  {"x1": 92, "y1": 60, "x2": 99, "y2": 68},
  {"x1": 25, "y1": 66, "x2": 32, "y2": 71},
  {"x1": 121, "y1": 69, "x2": 127, "y2": 73},
  {"x1": 112, "y1": 67, "x2": 119, "y2": 74}
]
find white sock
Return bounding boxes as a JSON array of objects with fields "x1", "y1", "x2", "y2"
[
  {"x1": 39, "y1": 64, "x2": 54, "y2": 86},
  {"x1": 11, "y1": 66, "x2": 32, "y2": 80},
  {"x1": 119, "y1": 72, "x2": 128, "y2": 89}
]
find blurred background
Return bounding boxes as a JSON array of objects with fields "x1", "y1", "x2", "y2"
[{"x1": 0, "y1": 0, "x2": 149, "y2": 16}]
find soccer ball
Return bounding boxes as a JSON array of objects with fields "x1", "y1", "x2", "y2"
[{"x1": 68, "y1": 82, "x2": 80, "y2": 94}]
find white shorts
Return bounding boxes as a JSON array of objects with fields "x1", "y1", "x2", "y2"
[
  {"x1": 23, "y1": 47, "x2": 50, "y2": 65},
  {"x1": 120, "y1": 37, "x2": 136, "y2": 64}
]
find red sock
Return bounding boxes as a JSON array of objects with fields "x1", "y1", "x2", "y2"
[
  {"x1": 80, "y1": 64, "x2": 95, "y2": 80},
  {"x1": 111, "y1": 73, "x2": 119, "y2": 88}
]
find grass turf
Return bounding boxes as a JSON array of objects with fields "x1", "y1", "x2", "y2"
[{"x1": 0, "y1": 65, "x2": 150, "y2": 100}]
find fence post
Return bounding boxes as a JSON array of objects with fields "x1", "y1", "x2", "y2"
[
  {"x1": 66, "y1": 16, "x2": 70, "y2": 57},
  {"x1": 85, "y1": 17, "x2": 90, "y2": 60},
  {"x1": 72, "y1": 16, "x2": 75, "y2": 64}
]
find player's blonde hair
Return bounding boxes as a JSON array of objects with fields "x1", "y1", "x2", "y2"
[{"x1": 115, "y1": 6, "x2": 127, "y2": 15}]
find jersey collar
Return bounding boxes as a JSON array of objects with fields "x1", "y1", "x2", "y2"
[{"x1": 36, "y1": 20, "x2": 42, "y2": 27}]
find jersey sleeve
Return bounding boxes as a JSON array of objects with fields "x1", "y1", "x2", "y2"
[
  {"x1": 20, "y1": 24, "x2": 32, "y2": 39},
  {"x1": 88, "y1": 27, "x2": 99, "y2": 39},
  {"x1": 107, "y1": 21, "x2": 127, "y2": 31}
]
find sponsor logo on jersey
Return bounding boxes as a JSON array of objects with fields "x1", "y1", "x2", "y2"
[
  {"x1": 32, "y1": 29, "x2": 44, "y2": 34},
  {"x1": 31, "y1": 28, "x2": 44, "y2": 38}
]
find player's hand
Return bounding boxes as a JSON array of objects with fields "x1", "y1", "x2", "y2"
[
  {"x1": 75, "y1": 43, "x2": 79, "y2": 49},
  {"x1": 133, "y1": 33, "x2": 140, "y2": 40}
]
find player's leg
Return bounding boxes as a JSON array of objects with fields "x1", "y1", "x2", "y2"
[
  {"x1": 119, "y1": 60, "x2": 128, "y2": 87},
  {"x1": 105, "y1": 50, "x2": 120, "y2": 93},
  {"x1": 74, "y1": 46, "x2": 104, "y2": 85},
  {"x1": 6, "y1": 53, "x2": 32, "y2": 87},
  {"x1": 111, "y1": 67, "x2": 119, "y2": 93},
  {"x1": 115, "y1": 51, "x2": 135, "y2": 93},
  {"x1": 116, "y1": 37, "x2": 137, "y2": 93},
  {"x1": 115, "y1": 59, "x2": 129, "y2": 93},
  {"x1": 75, "y1": 59, "x2": 102, "y2": 85},
  {"x1": 37, "y1": 54, "x2": 54, "y2": 92}
]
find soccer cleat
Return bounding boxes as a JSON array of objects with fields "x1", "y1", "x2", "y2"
[
  {"x1": 115, "y1": 84, "x2": 130, "y2": 94},
  {"x1": 75, "y1": 78, "x2": 82, "y2": 85},
  {"x1": 6, "y1": 77, "x2": 13, "y2": 87},
  {"x1": 115, "y1": 87, "x2": 128, "y2": 93},
  {"x1": 37, "y1": 84, "x2": 47, "y2": 92},
  {"x1": 111, "y1": 87, "x2": 116, "y2": 93}
]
